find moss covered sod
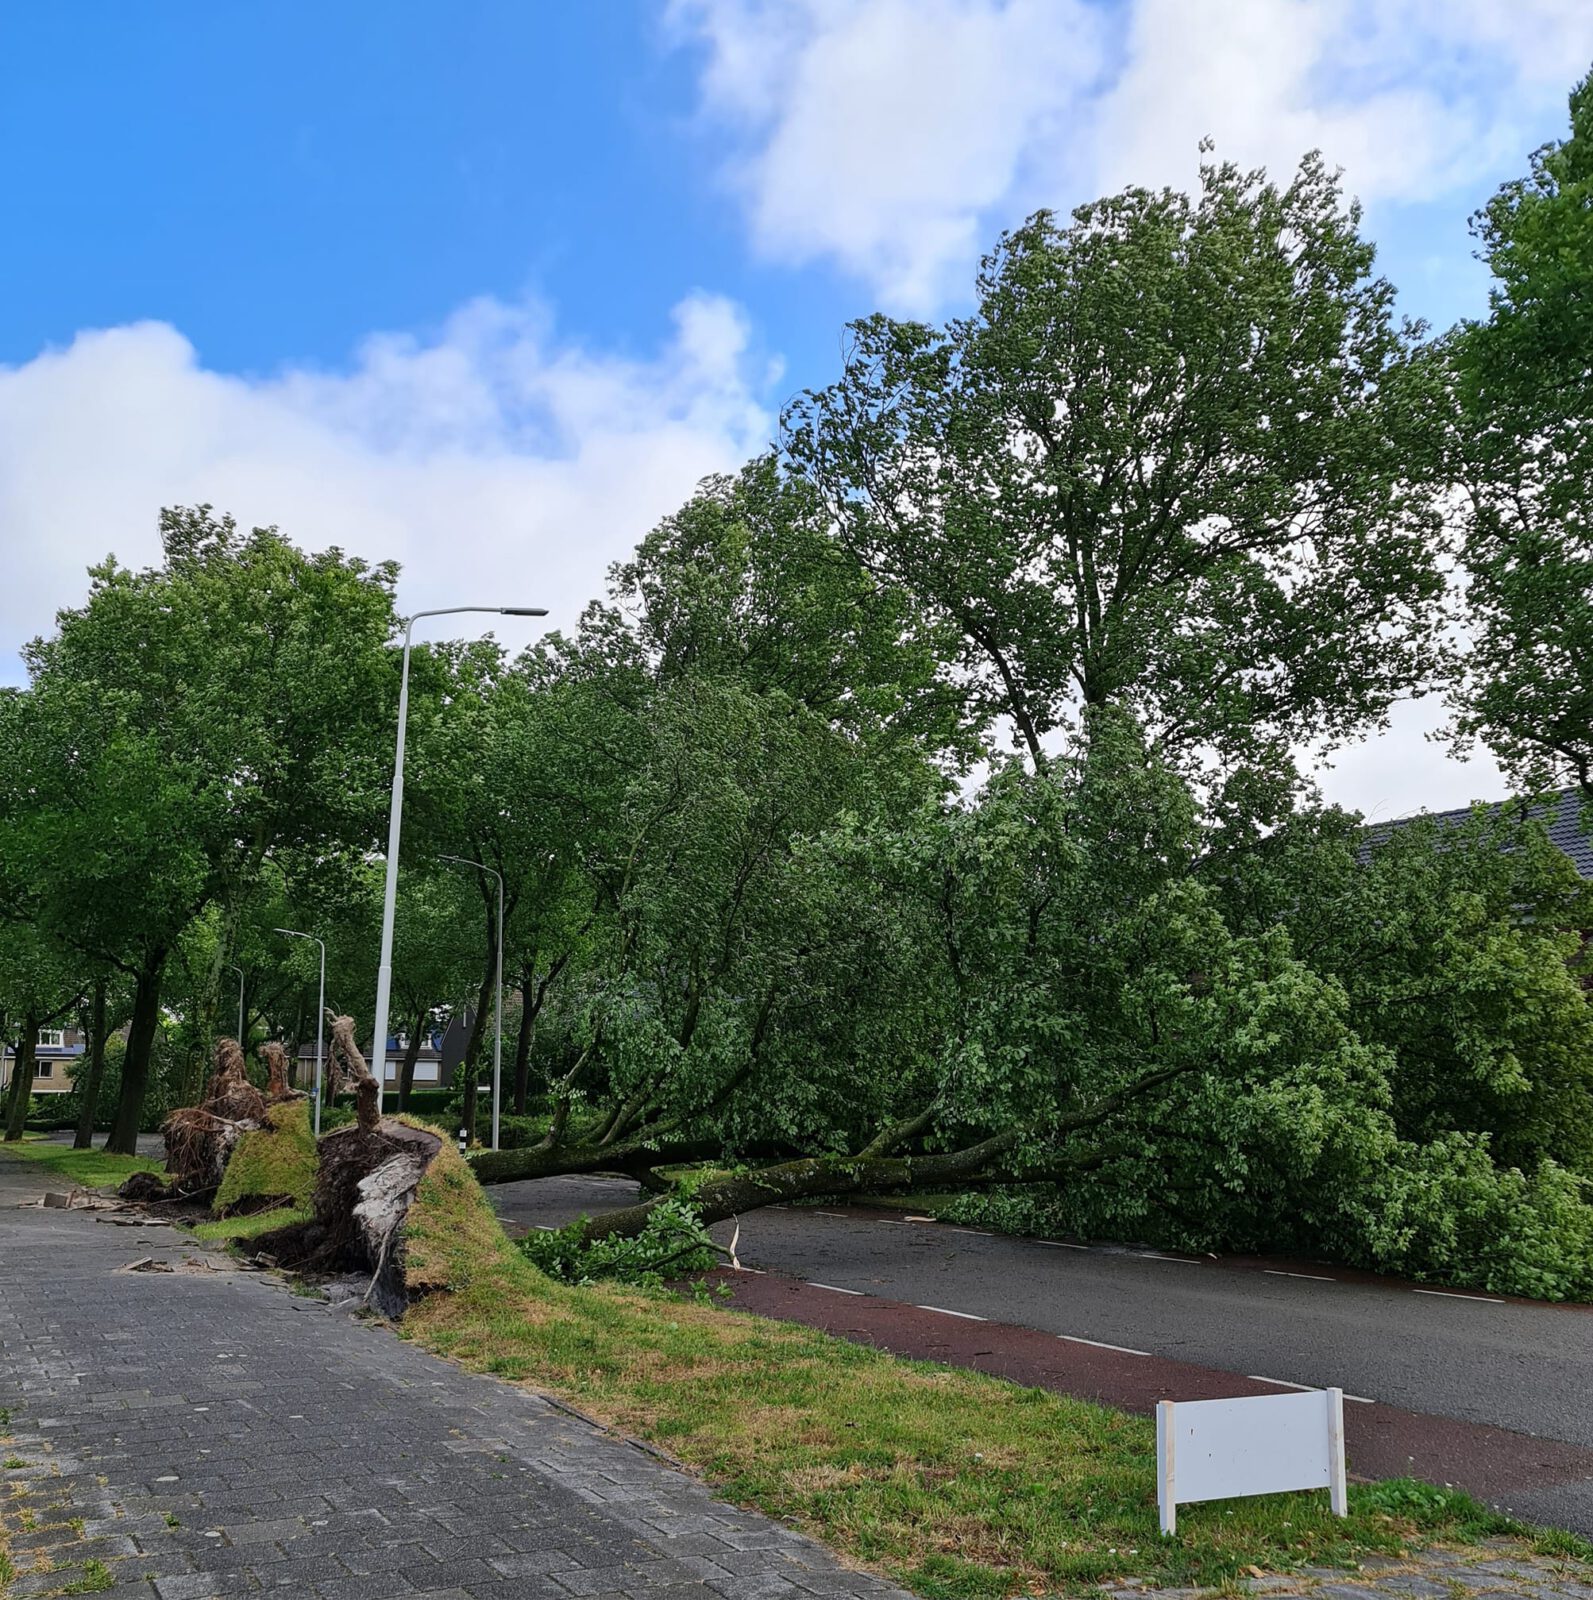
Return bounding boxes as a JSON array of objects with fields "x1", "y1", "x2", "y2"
[
  {"x1": 213, "y1": 1100, "x2": 317, "y2": 1214},
  {"x1": 398, "y1": 1148, "x2": 1523, "y2": 1598}
]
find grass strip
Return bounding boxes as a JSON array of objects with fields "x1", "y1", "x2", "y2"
[
  {"x1": 0, "y1": 1141, "x2": 159, "y2": 1189},
  {"x1": 401, "y1": 1145, "x2": 1544, "y2": 1598},
  {"x1": 189, "y1": 1204, "x2": 312, "y2": 1244}
]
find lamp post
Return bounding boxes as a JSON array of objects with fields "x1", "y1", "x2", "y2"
[
  {"x1": 224, "y1": 963, "x2": 245, "y2": 1045},
  {"x1": 370, "y1": 605, "x2": 546, "y2": 1112},
  {"x1": 439, "y1": 854, "x2": 504, "y2": 1151},
  {"x1": 275, "y1": 928, "x2": 326, "y2": 1136}
]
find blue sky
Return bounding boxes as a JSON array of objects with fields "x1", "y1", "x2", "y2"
[{"x1": 3, "y1": 1, "x2": 1591, "y2": 815}]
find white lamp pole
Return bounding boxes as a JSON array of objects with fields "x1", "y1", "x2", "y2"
[
  {"x1": 275, "y1": 928, "x2": 325, "y2": 1136},
  {"x1": 371, "y1": 605, "x2": 546, "y2": 1112},
  {"x1": 224, "y1": 964, "x2": 245, "y2": 1045},
  {"x1": 439, "y1": 854, "x2": 504, "y2": 1151}
]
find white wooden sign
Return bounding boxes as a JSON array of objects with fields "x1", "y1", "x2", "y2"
[{"x1": 1156, "y1": 1388, "x2": 1347, "y2": 1535}]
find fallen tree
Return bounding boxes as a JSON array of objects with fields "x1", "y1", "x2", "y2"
[{"x1": 250, "y1": 1013, "x2": 443, "y2": 1315}]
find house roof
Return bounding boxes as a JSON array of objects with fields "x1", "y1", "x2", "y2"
[{"x1": 1366, "y1": 788, "x2": 1593, "y2": 880}]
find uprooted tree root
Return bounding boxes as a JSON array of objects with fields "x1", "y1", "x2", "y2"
[
  {"x1": 249, "y1": 1012, "x2": 442, "y2": 1317},
  {"x1": 120, "y1": 1037, "x2": 269, "y2": 1205}
]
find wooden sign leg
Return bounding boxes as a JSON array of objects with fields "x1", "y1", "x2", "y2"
[{"x1": 1157, "y1": 1400, "x2": 1177, "y2": 1536}]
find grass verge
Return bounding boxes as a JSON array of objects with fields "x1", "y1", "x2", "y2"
[
  {"x1": 189, "y1": 1204, "x2": 312, "y2": 1244},
  {"x1": 401, "y1": 1147, "x2": 1532, "y2": 1597},
  {"x1": 0, "y1": 1140, "x2": 160, "y2": 1189}
]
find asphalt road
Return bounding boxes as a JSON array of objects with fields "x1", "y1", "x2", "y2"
[{"x1": 490, "y1": 1174, "x2": 1593, "y2": 1455}]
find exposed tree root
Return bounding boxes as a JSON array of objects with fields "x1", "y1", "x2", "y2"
[
  {"x1": 249, "y1": 1013, "x2": 442, "y2": 1316},
  {"x1": 118, "y1": 1038, "x2": 268, "y2": 1204}
]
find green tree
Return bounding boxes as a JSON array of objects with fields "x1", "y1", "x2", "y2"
[
  {"x1": 784, "y1": 154, "x2": 1446, "y2": 775},
  {"x1": 1449, "y1": 70, "x2": 1593, "y2": 798},
  {"x1": 13, "y1": 508, "x2": 399, "y2": 1149}
]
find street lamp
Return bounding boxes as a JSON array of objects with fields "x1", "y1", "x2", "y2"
[
  {"x1": 224, "y1": 964, "x2": 244, "y2": 1045},
  {"x1": 370, "y1": 605, "x2": 546, "y2": 1113},
  {"x1": 439, "y1": 854, "x2": 504, "y2": 1151},
  {"x1": 275, "y1": 928, "x2": 326, "y2": 1136}
]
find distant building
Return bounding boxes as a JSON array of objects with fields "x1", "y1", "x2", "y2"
[
  {"x1": 1364, "y1": 788, "x2": 1593, "y2": 880},
  {"x1": 0, "y1": 1027, "x2": 84, "y2": 1097},
  {"x1": 292, "y1": 1026, "x2": 450, "y2": 1092}
]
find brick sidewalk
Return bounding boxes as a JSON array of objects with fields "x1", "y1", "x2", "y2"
[
  {"x1": 0, "y1": 1159, "x2": 907, "y2": 1600},
  {"x1": 4, "y1": 1156, "x2": 1590, "y2": 1600}
]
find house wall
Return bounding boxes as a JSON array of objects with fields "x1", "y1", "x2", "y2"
[{"x1": 0, "y1": 1028, "x2": 84, "y2": 1096}]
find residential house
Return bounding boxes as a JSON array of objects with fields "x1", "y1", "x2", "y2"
[{"x1": 0, "y1": 1027, "x2": 85, "y2": 1097}]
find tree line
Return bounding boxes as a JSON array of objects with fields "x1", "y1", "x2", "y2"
[{"x1": 3, "y1": 75, "x2": 1592, "y2": 1295}]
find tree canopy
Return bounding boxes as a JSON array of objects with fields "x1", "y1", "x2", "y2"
[{"x1": 6, "y1": 87, "x2": 1593, "y2": 1300}]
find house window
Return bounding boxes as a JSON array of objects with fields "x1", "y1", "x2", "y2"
[
  {"x1": 34, "y1": 1061, "x2": 54, "y2": 1079},
  {"x1": 36, "y1": 1030, "x2": 64, "y2": 1049}
]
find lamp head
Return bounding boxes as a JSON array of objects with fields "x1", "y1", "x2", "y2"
[{"x1": 501, "y1": 607, "x2": 549, "y2": 617}]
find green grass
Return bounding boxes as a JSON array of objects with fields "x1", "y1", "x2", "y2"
[
  {"x1": 400, "y1": 1146, "x2": 1533, "y2": 1597},
  {"x1": 214, "y1": 1101, "x2": 316, "y2": 1215},
  {"x1": 189, "y1": 1204, "x2": 311, "y2": 1243},
  {"x1": 0, "y1": 1139, "x2": 160, "y2": 1188},
  {"x1": 58, "y1": 1557, "x2": 114, "y2": 1593}
]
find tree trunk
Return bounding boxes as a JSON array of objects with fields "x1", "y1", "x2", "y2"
[
  {"x1": 397, "y1": 1006, "x2": 427, "y2": 1110},
  {"x1": 72, "y1": 979, "x2": 109, "y2": 1150},
  {"x1": 106, "y1": 959, "x2": 163, "y2": 1155},
  {"x1": 511, "y1": 960, "x2": 536, "y2": 1115},
  {"x1": 460, "y1": 942, "x2": 496, "y2": 1146},
  {"x1": 575, "y1": 1132, "x2": 1026, "y2": 1245},
  {"x1": 3, "y1": 1022, "x2": 37, "y2": 1141},
  {"x1": 471, "y1": 1135, "x2": 726, "y2": 1187}
]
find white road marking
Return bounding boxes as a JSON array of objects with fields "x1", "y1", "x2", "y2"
[
  {"x1": 815, "y1": 1211, "x2": 848, "y2": 1218},
  {"x1": 947, "y1": 1227, "x2": 986, "y2": 1235},
  {"x1": 808, "y1": 1282, "x2": 864, "y2": 1296},
  {"x1": 904, "y1": 1215, "x2": 937, "y2": 1222},
  {"x1": 1138, "y1": 1253, "x2": 1202, "y2": 1264},
  {"x1": 1037, "y1": 1240, "x2": 1090, "y2": 1250},
  {"x1": 1248, "y1": 1376, "x2": 1377, "y2": 1405},
  {"x1": 1264, "y1": 1269, "x2": 1337, "y2": 1282},
  {"x1": 1060, "y1": 1334, "x2": 1151, "y2": 1357},
  {"x1": 917, "y1": 1304, "x2": 987, "y2": 1320},
  {"x1": 1413, "y1": 1288, "x2": 1504, "y2": 1304}
]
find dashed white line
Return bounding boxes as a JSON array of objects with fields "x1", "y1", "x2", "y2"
[
  {"x1": 1413, "y1": 1288, "x2": 1505, "y2": 1304},
  {"x1": 1037, "y1": 1240, "x2": 1090, "y2": 1250},
  {"x1": 808, "y1": 1282, "x2": 864, "y2": 1296},
  {"x1": 1059, "y1": 1334, "x2": 1151, "y2": 1356},
  {"x1": 1264, "y1": 1269, "x2": 1338, "y2": 1282},
  {"x1": 814, "y1": 1211, "x2": 848, "y2": 1218},
  {"x1": 1248, "y1": 1376, "x2": 1376, "y2": 1405},
  {"x1": 1138, "y1": 1253, "x2": 1202, "y2": 1264},
  {"x1": 917, "y1": 1304, "x2": 987, "y2": 1320},
  {"x1": 947, "y1": 1227, "x2": 987, "y2": 1235}
]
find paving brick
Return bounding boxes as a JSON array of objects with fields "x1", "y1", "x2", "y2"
[{"x1": 0, "y1": 1155, "x2": 908, "y2": 1600}]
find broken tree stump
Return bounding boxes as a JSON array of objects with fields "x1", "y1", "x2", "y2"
[{"x1": 258, "y1": 1040, "x2": 303, "y2": 1102}]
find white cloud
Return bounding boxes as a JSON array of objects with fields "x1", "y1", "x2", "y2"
[
  {"x1": 670, "y1": 0, "x2": 1106, "y2": 312},
  {"x1": 1092, "y1": 0, "x2": 1593, "y2": 203},
  {"x1": 672, "y1": 0, "x2": 1593, "y2": 309},
  {"x1": 0, "y1": 293, "x2": 774, "y2": 680}
]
